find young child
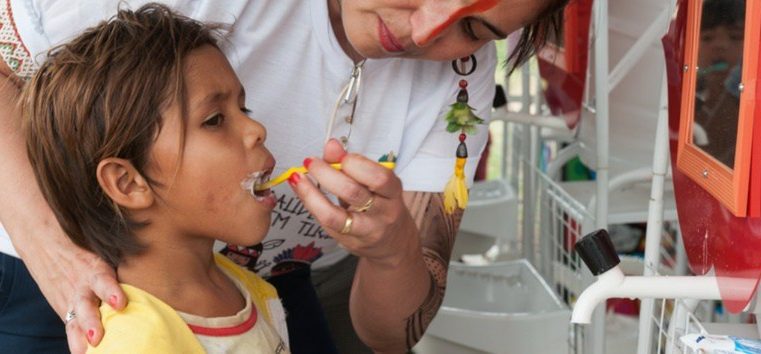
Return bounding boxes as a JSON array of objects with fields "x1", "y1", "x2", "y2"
[
  {"x1": 694, "y1": 0, "x2": 745, "y2": 167},
  {"x1": 23, "y1": 4, "x2": 288, "y2": 353}
]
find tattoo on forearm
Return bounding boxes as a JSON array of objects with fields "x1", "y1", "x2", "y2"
[
  {"x1": 405, "y1": 271, "x2": 440, "y2": 349},
  {"x1": 403, "y1": 192, "x2": 463, "y2": 349}
]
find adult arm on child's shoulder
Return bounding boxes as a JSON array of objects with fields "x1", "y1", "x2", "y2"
[{"x1": 0, "y1": 48, "x2": 125, "y2": 354}]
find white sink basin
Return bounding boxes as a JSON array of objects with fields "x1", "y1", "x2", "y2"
[{"x1": 422, "y1": 260, "x2": 570, "y2": 354}]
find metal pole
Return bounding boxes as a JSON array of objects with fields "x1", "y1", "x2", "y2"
[
  {"x1": 636, "y1": 73, "x2": 671, "y2": 354},
  {"x1": 521, "y1": 64, "x2": 535, "y2": 261},
  {"x1": 587, "y1": 1, "x2": 609, "y2": 353},
  {"x1": 502, "y1": 40, "x2": 512, "y2": 180}
]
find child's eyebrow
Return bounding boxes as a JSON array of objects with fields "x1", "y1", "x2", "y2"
[
  {"x1": 194, "y1": 91, "x2": 226, "y2": 112},
  {"x1": 193, "y1": 85, "x2": 246, "y2": 111}
]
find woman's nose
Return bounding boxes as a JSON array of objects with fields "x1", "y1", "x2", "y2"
[{"x1": 410, "y1": 1, "x2": 465, "y2": 47}]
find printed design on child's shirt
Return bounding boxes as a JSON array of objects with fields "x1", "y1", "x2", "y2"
[
  {"x1": 270, "y1": 242, "x2": 323, "y2": 276},
  {"x1": 246, "y1": 188, "x2": 333, "y2": 276},
  {"x1": 221, "y1": 239, "x2": 285, "y2": 273}
]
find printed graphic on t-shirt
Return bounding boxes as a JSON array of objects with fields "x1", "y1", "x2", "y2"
[
  {"x1": 220, "y1": 243, "x2": 263, "y2": 269},
  {"x1": 221, "y1": 187, "x2": 331, "y2": 277},
  {"x1": 271, "y1": 192, "x2": 330, "y2": 240},
  {"x1": 269, "y1": 242, "x2": 322, "y2": 276}
]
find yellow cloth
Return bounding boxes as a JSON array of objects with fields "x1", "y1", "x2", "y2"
[{"x1": 88, "y1": 254, "x2": 281, "y2": 354}]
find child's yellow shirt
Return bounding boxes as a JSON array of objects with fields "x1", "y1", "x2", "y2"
[{"x1": 87, "y1": 254, "x2": 287, "y2": 353}]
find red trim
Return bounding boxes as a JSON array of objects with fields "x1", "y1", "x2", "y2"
[
  {"x1": 5, "y1": 0, "x2": 32, "y2": 58},
  {"x1": 186, "y1": 303, "x2": 258, "y2": 337},
  {"x1": 750, "y1": 58, "x2": 761, "y2": 216}
]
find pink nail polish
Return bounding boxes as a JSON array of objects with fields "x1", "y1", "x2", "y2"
[
  {"x1": 87, "y1": 329, "x2": 95, "y2": 343},
  {"x1": 108, "y1": 295, "x2": 117, "y2": 307},
  {"x1": 303, "y1": 158, "x2": 313, "y2": 169}
]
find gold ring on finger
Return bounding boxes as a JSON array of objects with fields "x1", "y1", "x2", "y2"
[
  {"x1": 353, "y1": 195, "x2": 375, "y2": 213},
  {"x1": 340, "y1": 213, "x2": 354, "y2": 234}
]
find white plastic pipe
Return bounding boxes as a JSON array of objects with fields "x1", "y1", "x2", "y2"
[{"x1": 571, "y1": 266, "x2": 752, "y2": 324}]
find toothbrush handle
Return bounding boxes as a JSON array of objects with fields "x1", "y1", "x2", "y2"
[
  {"x1": 256, "y1": 162, "x2": 395, "y2": 191},
  {"x1": 328, "y1": 162, "x2": 396, "y2": 170}
]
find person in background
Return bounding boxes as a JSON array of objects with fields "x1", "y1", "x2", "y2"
[{"x1": 693, "y1": 0, "x2": 745, "y2": 167}]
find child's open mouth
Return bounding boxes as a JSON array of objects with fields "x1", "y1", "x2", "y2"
[{"x1": 241, "y1": 169, "x2": 274, "y2": 202}]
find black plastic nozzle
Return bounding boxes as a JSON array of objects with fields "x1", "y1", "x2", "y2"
[
  {"x1": 492, "y1": 84, "x2": 507, "y2": 108},
  {"x1": 574, "y1": 229, "x2": 620, "y2": 276}
]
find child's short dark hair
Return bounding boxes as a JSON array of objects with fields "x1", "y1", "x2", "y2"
[
  {"x1": 24, "y1": 3, "x2": 221, "y2": 266},
  {"x1": 701, "y1": 0, "x2": 745, "y2": 31}
]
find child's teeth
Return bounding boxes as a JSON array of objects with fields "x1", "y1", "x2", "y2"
[
  {"x1": 254, "y1": 173, "x2": 270, "y2": 190},
  {"x1": 241, "y1": 171, "x2": 263, "y2": 196}
]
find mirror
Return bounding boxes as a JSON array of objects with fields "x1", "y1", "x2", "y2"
[
  {"x1": 691, "y1": 0, "x2": 744, "y2": 167},
  {"x1": 677, "y1": 0, "x2": 760, "y2": 217}
]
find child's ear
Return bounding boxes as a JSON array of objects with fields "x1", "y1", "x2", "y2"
[{"x1": 96, "y1": 158, "x2": 154, "y2": 209}]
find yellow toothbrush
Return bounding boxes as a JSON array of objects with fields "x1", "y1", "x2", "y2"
[{"x1": 255, "y1": 162, "x2": 396, "y2": 191}]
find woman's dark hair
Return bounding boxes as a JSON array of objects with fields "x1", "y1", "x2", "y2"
[
  {"x1": 507, "y1": 0, "x2": 571, "y2": 73},
  {"x1": 23, "y1": 3, "x2": 221, "y2": 267}
]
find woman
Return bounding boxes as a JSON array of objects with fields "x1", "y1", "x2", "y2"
[{"x1": 0, "y1": 0, "x2": 567, "y2": 353}]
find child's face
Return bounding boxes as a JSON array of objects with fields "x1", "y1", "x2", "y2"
[
  {"x1": 146, "y1": 45, "x2": 275, "y2": 247},
  {"x1": 699, "y1": 24, "x2": 744, "y2": 68},
  {"x1": 698, "y1": 24, "x2": 744, "y2": 95}
]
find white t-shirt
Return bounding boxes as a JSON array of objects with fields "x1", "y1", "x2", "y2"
[
  {"x1": 2, "y1": 0, "x2": 495, "y2": 276},
  {"x1": 177, "y1": 267, "x2": 289, "y2": 354}
]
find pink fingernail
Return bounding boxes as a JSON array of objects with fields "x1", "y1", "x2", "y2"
[
  {"x1": 108, "y1": 295, "x2": 117, "y2": 307},
  {"x1": 303, "y1": 158, "x2": 313, "y2": 169},
  {"x1": 87, "y1": 329, "x2": 95, "y2": 343}
]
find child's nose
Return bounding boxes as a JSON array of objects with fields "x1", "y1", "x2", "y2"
[{"x1": 242, "y1": 117, "x2": 266, "y2": 149}]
